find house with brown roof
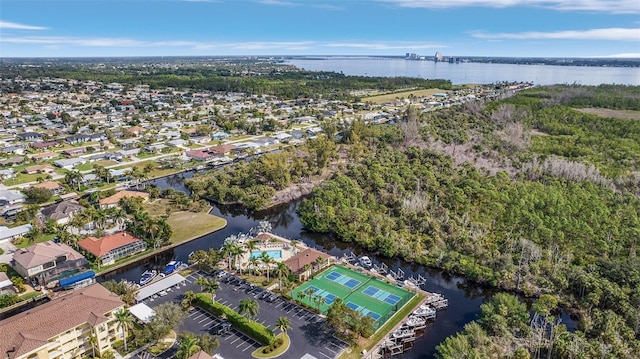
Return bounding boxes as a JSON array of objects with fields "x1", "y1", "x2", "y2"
[
  {"x1": 78, "y1": 231, "x2": 147, "y2": 266},
  {"x1": 31, "y1": 151, "x2": 58, "y2": 161},
  {"x1": 284, "y1": 247, "x2": 333, "y2": 281},
  {"x1": 12, "y1": 241, "x2": 89, "y2": 286},
  {"x1": 23, "y1": 164, "x2": 56, "y2": 175},
  {"x1": 0, "y1": 283, "x2": 125, "y2": 359},
  {"x1": 31, "y1": 181, "x2": 65, "y2": 196},
  {"x1": 208, "y1": 144, "x2": 236, "y2": 156},
  {"x1": 98, "y1": 190, "x2": 149, "y2": 209}
]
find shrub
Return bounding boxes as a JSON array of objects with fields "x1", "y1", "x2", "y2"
[{"x1": 194, "y1": 294, "x2": 275, "y2": 345}]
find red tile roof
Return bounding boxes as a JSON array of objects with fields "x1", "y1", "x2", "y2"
[
  {"x1": 0, "y1": 284, "x2": 124, "y2": 359},
  {"x1": 78, "y1": 232, "x2": 143, "y2": 257}
]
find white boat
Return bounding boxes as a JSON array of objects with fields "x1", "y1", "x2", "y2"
[
  {"x1": 139, "y1": 270, "x2": 158, "y2": 286},
  {"x1": 391, "y1": 328, "x2": 414, "y2": 339},
  {"x1": 413, "y1": 304, "x2": 436, "y2": 317},
  {"x1": 403, "y1": 279, "x2": 418, "y2": 289},
  {"x1": 405, "y1": 315, "x2": 426, "y2": 327},
  {"x1": 359, "y1": 256, "x2": 372, "y2": 267}
]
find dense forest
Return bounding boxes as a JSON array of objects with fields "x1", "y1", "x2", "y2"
[
  {"x1": 188, "y1": 84, "x2": 640, "y2": 358},
  {"x1": 295, "y1": 85, "x2": 640, "y2": 358}
]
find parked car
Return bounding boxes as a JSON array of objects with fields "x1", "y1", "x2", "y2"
[
  {"x1": 217, "y1": 322, "x2": 232, "y2": 335},
  {"x1": 265, "y1": 294, "x2": 278, "y2": 302}
]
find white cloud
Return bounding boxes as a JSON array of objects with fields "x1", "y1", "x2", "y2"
[
  {"x1": 325, "y1": 42, "x2": 442, "y2": 50},
  {"x1": 471, "y1": 28, "x2": 640, "y2": 41},
  {"x1": 1, "y1": 35, "x2": 444, "y2": 53},
  {"x1": 380, "y1": 0, "x2": 640, "y2": 14},
  {"x1": 0, "y1": 20, "x2": 48, "y2": 30},
  {"x1": 257, "y1": 0, "x2": 299, "y2": 6},
  {"x1": 595, "y1": 53, "x2": 640, "y2": 58}
]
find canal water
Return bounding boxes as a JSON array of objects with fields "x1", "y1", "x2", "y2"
[{"x1": 101, "y1": 172, "x2": 577, "y2": 359}]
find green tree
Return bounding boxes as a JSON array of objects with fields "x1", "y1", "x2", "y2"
[
  {"x1": 195, "y1": 277, "x2": 219, "y2": 302},
  {"x1": 238, "y1": 298, "x2": 259, "y2": 320},
  {"x1": 114, "y1": 309, "x2": 133, "y2": 352},
  {"x1": 176, "y1": 332, "x2": 200, "y2": 359},
  {"x1": 276, "y1": 316, "x2": 291, "y2": 335}
]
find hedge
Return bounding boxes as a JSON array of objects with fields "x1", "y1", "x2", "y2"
[{"x1": 194, "y1": 293, "x2": 275, "y2": 345}]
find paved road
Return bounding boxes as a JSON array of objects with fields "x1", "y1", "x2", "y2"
[{"x1": 141, "y1": 270, "x2": 349, "y2": 359}]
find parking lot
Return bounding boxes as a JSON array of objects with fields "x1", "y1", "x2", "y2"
[{"x1": 142, "y1": 270, "x2": 349, "y2": 359}]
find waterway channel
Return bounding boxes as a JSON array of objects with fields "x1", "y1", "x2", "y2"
[{"x1": 100, "y1": 171, "x2": 577, "y2": 359}]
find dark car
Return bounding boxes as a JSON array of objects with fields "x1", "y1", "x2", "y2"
[{"x1": 216, "y1": 322, "x2": 232, "y2": 335}]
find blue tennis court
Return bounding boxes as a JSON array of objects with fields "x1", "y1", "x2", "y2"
[
  {"x1": 346, "y1": 301, "x2": 381, "y2": 320},
  {"x1": 325, "y1": 271, "x2": 361, "y2": 289},
  {"x1": 306, "y1": 285, "x2": 337, "y2": 305},
  {"x1": 362, "y1": 285, "x2": 401, "y2": 305}
]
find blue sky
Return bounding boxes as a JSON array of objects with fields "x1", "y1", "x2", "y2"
[{"x1": 1, "y1": 0, "x2": 639, "y2": 58}]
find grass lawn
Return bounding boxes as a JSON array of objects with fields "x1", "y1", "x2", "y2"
[
  {"x1": 114, "y1": 160, "x2": 176, "y2": 179},
  {"x1": 75, "y1": 163, "x2": 93, "y2": 171},
  {"x1": 166, "y1": 211, "x2": 227, "y2": 243},
  {"x1": 13, "y1": 233, "x2": 57, "y2": 249},
  {"x1": 93, "y1": 160, "x2": 118, "y2": 167},
  {"x1": 363, "y1": 88, "x2": 449, "y2": 104},
  {"x1": 228, "y1": 134, "x2": 252, "y2": 141},
  {"x1": 3, "y1": 173, "x2": 47, "y2": 186}
]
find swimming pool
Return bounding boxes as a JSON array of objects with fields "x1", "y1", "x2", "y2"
[{"x1": 251, "y1": 250, "x2": 283, "y2": 260}]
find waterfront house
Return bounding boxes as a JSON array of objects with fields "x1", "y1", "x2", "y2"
[
  {"x1": 98, "y1": 190, "x2": 149, "y2": 209},
  {"x1": 11, "y1": 241, "x2": 89, "y2": 286},
  {"x1": 78, "y1": 232, "x2": 147, "y2": 266},
  {"x1": 209, "y1": 144, "x2": 236, "y2": 156},
  {"x1": 0, "y1": 283, "x2": 125, "y2": 359},
  {"x1": 185, "y1": 149, "x2": 214, "y2": 162}
]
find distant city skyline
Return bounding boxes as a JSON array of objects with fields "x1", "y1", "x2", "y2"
[{"x1": 1, "y1": 0, "x2": 639, "y2": 58}]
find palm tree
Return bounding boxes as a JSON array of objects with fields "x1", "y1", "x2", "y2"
[
  {"x1": 114, "y1": 308, "x2": 133, "y2": 352},
  {"x1": 88, "y1": 332, "x2": 98, "y2": 358},
  {"x1": 290, "y1": 239, "x2": 300, "y2": 250},
  {"x1": 238, "y1": 298, "x2": 259, "y2": 321},
  {"x1": 221, "y1": 240, "x2": 239, "y2": 272},
  {"x1": 260, "y1": 251, "x2": 273, "y2": 282},
  {"x1": 248, "y1": 256, "x2": 260, "y2": 276},
  {"x1": 313, "y1": 294, "x2": 326, "y2": 313},
  {"x1": 195, "y1": 277, "x2": 219, "y2": 302},
  {"x1": 65, "y1": 170, "x2": 84, "y2": 192},
  {"x1": 314, "y1": 256, "x2": 326, "y2": 271},
  {"x1": 181, "y1": 290, "x2": 196, "y2": 310},
  {"x1": 272, "y1": 262, "x2": 290, "y2": 293},
  {"x1": 110, "y1": 207, "x2": 127, "y2": 230},
  {"x1": 176, "y1": 333, "x2": 200, "y2": 359},
  {"x1": 276, "y1": 316, "x2": 291, "y2": 335},
  {"x1": 302, "y1": 263, "x2": 312, "y2": 280}
]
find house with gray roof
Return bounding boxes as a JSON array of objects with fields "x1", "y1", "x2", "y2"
[
  {"x1": 0, "y1": 224, "x2": 32, "y2": 243},
  {"x1": 40, "y1": 200, "x2": 85, "y2": 225},
  {"x1": 0, "y1": 190, "x2": 25, "y2": 208}
]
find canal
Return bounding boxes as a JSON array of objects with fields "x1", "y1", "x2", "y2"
[{"x1": 100, "y1": 171, "x2": 576, "y2": 359}]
